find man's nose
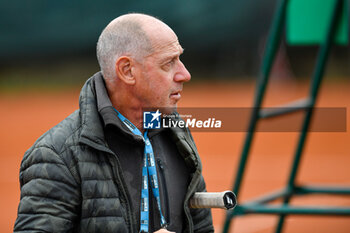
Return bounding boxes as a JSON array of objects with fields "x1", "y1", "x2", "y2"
[{"x1": 174, "y1": 61, "x2": 191, "y2": 83}]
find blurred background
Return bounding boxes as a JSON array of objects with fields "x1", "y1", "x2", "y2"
[
  {"x1": 1, "y1": 0, "x2": 349, "y2": 87},
  {"x1": 1, "y1": 0, "x2": 350, "y2": 232}
]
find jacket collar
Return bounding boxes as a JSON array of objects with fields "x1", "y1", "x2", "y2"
[
  {"x1": 78, "y1": 72, "x2": 114, "y2": 153},
  {"x1": 78, "y1": 72, "x2": 144, "y2": 151},
  {"x1": 93, "y1": 72, "x2": 144, "y2": 144}
]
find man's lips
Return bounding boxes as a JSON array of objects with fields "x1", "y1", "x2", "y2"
[{"x1": 170, "y1": 91, "x2": 182, "y2": 100}]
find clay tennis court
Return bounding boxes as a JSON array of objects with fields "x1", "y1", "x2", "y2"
[{"x1": 1, "y1": 79, "x2": 349, "y2": 232}]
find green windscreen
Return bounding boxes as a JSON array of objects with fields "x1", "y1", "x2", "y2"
[{"x1": 287, "y1": 0, "x2": 348, "y2": 45}]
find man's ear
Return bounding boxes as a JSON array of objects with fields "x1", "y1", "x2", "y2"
[{"x1": 115, "y1": 56, "x2": 136, "y2": 85}]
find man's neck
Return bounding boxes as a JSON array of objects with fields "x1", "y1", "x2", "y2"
[
  {"x1": 115, "y1": 104, "x2": 144, "y2": 133},
  {"x1": 107, "y1": 86, "x2": 145, "y2": 133}
]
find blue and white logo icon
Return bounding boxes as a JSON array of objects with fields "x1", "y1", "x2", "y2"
[{"x1": 143, "y1": 110, "x2": 161, "y2": 129}]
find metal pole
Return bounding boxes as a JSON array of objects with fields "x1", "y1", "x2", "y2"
[
  {"x1": 275, "y1": 0, "x2": 344, "y2": 232},
  {"x1": 222, "y1": 0, "x2": 288, "y2": 232}
]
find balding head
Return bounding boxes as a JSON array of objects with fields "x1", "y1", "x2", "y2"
[
  {"x1": 96, "y1": 13, "x2": 190, "y2": 126},
  {"x1": 96, "y1": 13, "x2": 173, "y2": 81}
]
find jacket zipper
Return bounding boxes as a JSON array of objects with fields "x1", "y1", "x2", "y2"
[
  {"x1": 156, "y1": 158, "x2": 170, "y2": 226},
  {"x1": 108, "y1": 154, "x2": 135, "y2": 233}
]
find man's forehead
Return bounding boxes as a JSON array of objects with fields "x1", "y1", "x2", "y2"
[
  {"x1": 162, "y1": 40, "x2": 183, "y2": 54},
  {"x1": 146, "y1": 39, "x2": 183, "y2": 59}
]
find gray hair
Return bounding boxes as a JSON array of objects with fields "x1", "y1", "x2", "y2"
[{"x1": 96, "y1": 15, "x2": 153, "y2": 81}]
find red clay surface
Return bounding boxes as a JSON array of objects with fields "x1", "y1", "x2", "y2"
[{"x1": 1, "y1": 79, "x2": 350, "y2": 232}]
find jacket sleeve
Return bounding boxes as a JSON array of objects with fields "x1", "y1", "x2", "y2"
[
  {"x1": 14, "y1": 146, "x2": 80, "y2": 232},
  {"x1": 190, "y1": 175, "x2": 215, "y2": 233}
]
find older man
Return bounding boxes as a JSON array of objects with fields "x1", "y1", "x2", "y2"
[{"x1": 14, "y1": 13, "x2": 214, "y2": 233}]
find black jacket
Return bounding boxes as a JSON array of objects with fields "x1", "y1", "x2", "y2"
[{"x1": 14, "y1": 72, "x2": 214, "y2": 233}]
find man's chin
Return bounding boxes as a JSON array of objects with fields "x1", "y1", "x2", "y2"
[
  {"x1": 161, "y1": 105, "x2": 177, "y2": 115},
  {"x1": 142, "y1": 104, "x2": 177, "y2": 115}
]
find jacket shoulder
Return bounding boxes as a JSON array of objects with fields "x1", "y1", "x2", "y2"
[{"x1": 24, "y1": 110, "x2": 81, "y2": 158}]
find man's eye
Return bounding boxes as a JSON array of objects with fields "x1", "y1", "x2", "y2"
[
  {"x1": 168, "y1": 59, "x2": 175, "y2": 65},
  {"x1": 162, "y1": 59, "x2": 175, "y2": 70}
]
